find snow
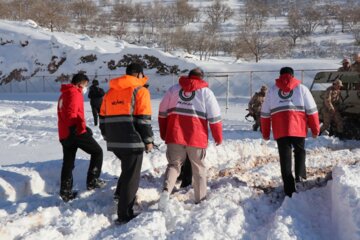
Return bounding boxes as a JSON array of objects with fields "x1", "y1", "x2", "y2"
[{"x1": 0, "y1": 19, "x2": 360, "y2": 240}]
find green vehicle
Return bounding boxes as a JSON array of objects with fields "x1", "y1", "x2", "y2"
[{"x1": 310, "y1": 71, "x2": 360, "y2": 139}]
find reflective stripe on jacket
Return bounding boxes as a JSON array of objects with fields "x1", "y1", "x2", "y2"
[
  {"x1": 158, "y1": 76, "x2": 223, "y2": 148},
  {"x1": 260, "y1": 74, "x2": 320, "y2": 140},
  {"x1": 99, "y1": 75, "x2": 154, "y2": 152}
]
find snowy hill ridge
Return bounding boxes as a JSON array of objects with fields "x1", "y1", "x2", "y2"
[{"x1": 0, "y1": 20, "x2": 195, "y2": 85}]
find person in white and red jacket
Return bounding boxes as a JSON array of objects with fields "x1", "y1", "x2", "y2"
[
  {"x1": 158, "y1": 68, "x2": 222, "y2": 209},
  {"x1": 261, "y1": 67, "x2": 320, "y2": 197}
]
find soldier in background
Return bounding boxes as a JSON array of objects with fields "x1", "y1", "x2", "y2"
[
  {"x1": 320, "y1": 79, "x2": 344, "y2": 138},
  {"x1": 338, "y1": 58, "x2": 351, "y2": 72},
  {"x1": 350, "y1": 53, "x2": 360, "y2": 72},
  {"x1": 248, "y1": 85, "x2": 267, "y2": 131}
]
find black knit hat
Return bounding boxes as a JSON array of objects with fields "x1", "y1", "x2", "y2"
[
  {"x1": 280, "y1": 67, "x2": 294, "y2": 76},
  {"x1": 92, "y1": 80, "x2": 99, "y2": 86},
  {"x1": 71, "y1": 73, "x2": 89, "y2": 84},
  {"x1": 126, "y1": 63, "x2": 144, "y2": 75}
]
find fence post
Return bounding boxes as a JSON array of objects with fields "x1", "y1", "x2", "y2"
[
  {"x1": 226, "y1": 75, "x2": 229, "y2": 113},
  {"x1": 301, "y1": 70, "x2": 304, "y2": 82},
  {"x1": 25, "y1": 78, "x2": 28, "y2": 93},
  {"x1": 250, "y1": 71, "x2": 253, "y2": 98},
  {"x1": 10, "y1": 80, "x2": 12, "y2": 93},
  {"x1": 43, "y1": 76, "x2": 45, "y2": 92}
]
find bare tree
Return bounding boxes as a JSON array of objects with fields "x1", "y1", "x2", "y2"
[
  {"x1": 0, "y1": 1, "x2": 11, "y2": 19},
  {"x1": 69, "y1": 0, "x2": 98, "y2": 33},
  {"x1": 96, "y1": 12, "x2": 114, "y2": 36},
  {"x1": 236, "y1": 0, "x2": 270, "y2": 62},
  {"x1": 145, "y1": 1, "x2": 164, "y2": 36},
  {"x1": 6, "y1": 0, "x2": 32, "y2": 20},
  {"x1": 203, "y1": 0, "x2": 233, "y2": 33},
  {"x1": 174, "y1": 0, "x2": 198, "y2": 25},
  {"x1": 302, "y1": 6, "x2": 323, "y2": 35},
  {"x1": 133, "y1": 3, "x2": 147, "y2": 43},
  {"x1": 281, "y1": 7, "x2": 307, "y2": 46},
  {"x1": 172, "y1": 27, "x2": 196, "y2": 54},
  {"x1": 28, "y1": 0, "x2": 69, "y2": 32}
]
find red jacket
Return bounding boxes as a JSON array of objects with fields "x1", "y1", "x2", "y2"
[
  {"x1": 260, "y1": 74, "x2": 320, "y2": 140},
  {"x1": 57, "y1": 84, "x2": 87, "y2": 140},
  {"x1": 158, "y1": 76, "x2": 223, "y2": 148}
]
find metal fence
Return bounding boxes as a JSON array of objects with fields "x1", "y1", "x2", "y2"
[{"x1": 0, "y1": 69, "x2": 336, "y2": 110}]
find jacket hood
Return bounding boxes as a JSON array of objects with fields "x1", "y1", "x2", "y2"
[
  {"x1": 109, "y1": 75, "x2": 148, "y2": 90},
  {"x1": 275, "y1": 74, "x2": 301, "y2": 92},
  {"x1": 60, "y1": 84, "x2": 81, "y2": 93},
  {"x1": 179, "y1": 76, "x2": 208, "y2": 92}
]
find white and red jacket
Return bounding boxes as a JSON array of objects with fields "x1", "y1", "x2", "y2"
[
  {"x1": 158, "y1": 76, "x2": 222, "y2": 148},
  {"x1": 260, "y1": 74, "x2": 320, "y2": 140}
]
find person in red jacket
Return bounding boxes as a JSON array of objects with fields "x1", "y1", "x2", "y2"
[
  {"x1": 58, "y1": 73, "x2": 104, "y2": 202},
  {"x1": 261, "y1": 67, "x2": 320, "y2": 197},
  {"x1": 158, "y1": 68, "x2": 223, "y2": 209}
]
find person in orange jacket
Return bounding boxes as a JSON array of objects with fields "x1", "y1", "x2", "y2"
[
  {"x1": 57, "y1": 73, "x2": 104, "y2": 202},
  {"x1": 99, "y1": 63, "x2": 154, "y2": 224}
]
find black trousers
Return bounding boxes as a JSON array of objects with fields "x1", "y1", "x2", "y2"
[
  {"x1": 91, "y1": 105, "x2": 100, "y2": 126},
  {"x1": 60, "y1": 132, "x2": 103, "y2": 192},
  {"x1": 276, "y1": 137, "x2": 306, "y2": 197},
  {"x1": 113, "y1": 151, "x2": 143, "y2": 219}
]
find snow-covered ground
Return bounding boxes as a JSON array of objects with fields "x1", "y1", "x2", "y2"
[
  {"x1": 0, "y1": 94, "x2": 359, "y2": 240},
  {"x1": 0, "y1": 19, "x2": 360, "y2": 240}
]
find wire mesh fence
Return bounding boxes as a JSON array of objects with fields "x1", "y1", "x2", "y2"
[{"x1": 0, "y1": 69, "x2": 336, "y2": 110}]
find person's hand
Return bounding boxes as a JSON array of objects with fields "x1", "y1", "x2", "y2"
[
  {"x1": 330, "y1": 108, "x2": 335, "y2": 114},
  {"x1": 312, "y1": 133, "x2": 318, "y2": 139},
  {"x1": 145, "y1": 143, "x2": 154, "y2": 153},
  {"x1": 215, "y1": 141, "x2": 222, "y2": 146}
]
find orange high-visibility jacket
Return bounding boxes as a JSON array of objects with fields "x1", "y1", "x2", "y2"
[{"x1": 99, "y1": 75, "x2": 154, "y2": 152}]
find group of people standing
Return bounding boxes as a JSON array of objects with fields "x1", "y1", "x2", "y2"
[
  {"x1": 57, "y1": 64, "x2": 222, "y2": 224},
  {"x1": 58, "y1": 59, "x2": 356, "y2": 224}
]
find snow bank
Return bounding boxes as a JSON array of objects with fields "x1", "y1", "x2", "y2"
[{"x1": 331, "y1": 164, "x2": 360, "y2": 240}]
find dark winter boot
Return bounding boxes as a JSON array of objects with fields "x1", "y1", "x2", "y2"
[
  {"x1": 114, "y1": 213, "x2": 139, "y2": 225},
  {"x1": 60, "y1": 178, "x2": 76, "y2": 202},
  {"x1": 60, "y1": 190, "x2": 78, "y2": 202},
  {"x1": 87, "y1": 178, "x2": 106, "y2": 190}
]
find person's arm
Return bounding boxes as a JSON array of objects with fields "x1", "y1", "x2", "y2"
[
  {"x1": 324, "y1": 89, "x2": 335, "y2": 112},
  {"x1": 260, "y1": 92, "x2": 271, "y2": 140},
  {"x1": 206, "y1": 90, "x2": 223, "y2": 145},
  {"x1": 99, "y1": 95, "x2": 107, "y2": 139},
  {"x1": 304, "y1": 86, "x2": 320, "y2": 137},
  {"x1": 158, "y1": 88, "x2": 172, "y2": 141},
  {"x1": 133, "y1": 87, "x2": 154, "y2": 149}
]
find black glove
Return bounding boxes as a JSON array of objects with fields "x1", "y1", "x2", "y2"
[{"x1": 86, "y1": 126, "x2": 93, "y2": 136}]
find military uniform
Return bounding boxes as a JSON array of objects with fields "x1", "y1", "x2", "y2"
[
  {"x1": 248, "y1": 89, "x2": 266, "y2": 131},
  {"x1": 338, "y1": 66, "x2": 351, "y2": 72},
  {"x1": 338, "y1": 58, "x2": 351, "y2": 72},
  {"x1": 320, "y1": 83, "x2": 343, "y2": 136},
  {"x1": 350, "y1": 62, "x2": 360, "y2": 73}
]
